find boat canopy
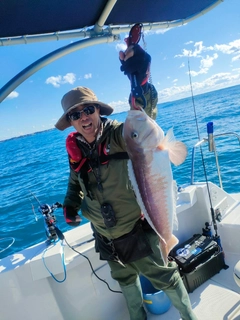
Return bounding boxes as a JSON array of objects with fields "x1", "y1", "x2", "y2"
[
  {"x1": 0, "y1": 0, "x2": 223, "y2": 103},
  {"x1": 0, "y1": 0, "x2": 222, "y2": 44}
]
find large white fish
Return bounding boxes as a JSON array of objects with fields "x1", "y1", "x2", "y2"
[{"x1": 123, "y1": 109, "x2": 187, "y2": 265}]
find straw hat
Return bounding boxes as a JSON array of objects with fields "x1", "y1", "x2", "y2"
[{"x1": 55, "y1": 86, "x2": 113, "y2": 130}]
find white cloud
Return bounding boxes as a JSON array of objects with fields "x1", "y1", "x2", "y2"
[
  {"x1": 185, "y1": 41, "x2": 193, "y2": 45},
  {"x1": 45, "y1": 73, "x2": 76, "y2": 87},
  {"x1": 189, "y1": 53, "x2": 219, "y2": 77},
  {"x1": 148, "y1": 28, "x2": 170, "y2": 35},
  {"x1": 109, "y1": 99, "x2": 129, "y2": 114},
  {"x1": 84, "y1": 73, "x2": 92, "y2": 79},
  {"x1": 6, "y1": 91, "x2": 19, "y2": 99},
  {"x1": 175, "y1": 41, "x2": 207, "y2": 58},
  {"x1": 176, "y1": 39, "x2": 240, "y2": 61},
  {"x1": 213, "y1": 39, "x2": 240, "y2": 55},
  {"x1": 191, "y1": 41, "x2": 206, "y2": 57},
  {"x1": 45, "y1": 75, "x2": 62, "y2": 87},
  {"x1": 232, "y1": 67, "x2": 240, "y2": 72},
  {"x1": 63, "y1": 73, "x2": 76, "y2": 84},
  {"x1": 158, "y1": 72, "x2": 240, "y2": 103},
  {"x1": 232, "y1": 54, "x2": 240, "y2": 62},
  {"x1": 175, "y1": 39, "x2": 240, "y2": 77},
  {"x1": 200, "y1": 53, "x2": 218, "y2": 68}
]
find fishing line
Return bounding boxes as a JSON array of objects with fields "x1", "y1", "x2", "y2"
[
  {"x1": 187, "y1": 55, "x2": 218, "y2": 237},
  {"x1": 0, "y1": 237, "x2": 15, "y2": 254},
  {"x1": 29, "y1": 190, "x2": 41, "y2": 205},
  {"x1": 28, "y1": 195, "x2": 38, "y2": 221},
  {"x1": 142, "y1": 27, "x2": 155, "y2": 118}
]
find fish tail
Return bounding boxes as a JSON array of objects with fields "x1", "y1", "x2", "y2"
[
  {"x1": 167, "y1": 234, "x2": 179, "y2": 253},
  {"x1": 159, "y1": 234, "x2": 179, "y2": 266},
  {"x1": 160, "y1": 128, "x2": 187, "y2": 166},
  {"x1": 159, "y1": 238, "x2": 168, "y2": 266}
]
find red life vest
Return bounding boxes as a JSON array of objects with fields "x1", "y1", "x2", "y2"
[{"x1": 66, "y1": 132, "x2": 109, "y2": 173}]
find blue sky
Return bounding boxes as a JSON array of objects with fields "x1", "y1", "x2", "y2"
[{"x1": 0, "y1": 0, "x2": 240, "y2": 141}]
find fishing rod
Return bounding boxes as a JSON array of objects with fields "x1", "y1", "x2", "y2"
[
  {"x1": 187, "y1": 57, "x2": 228, "y2": 266},
  {"x1": 29, "y1": 191, "x2": 63, "y2": 242},
  {"x1": 187, "y1": 57, "x2": 218, "y2": 235}
]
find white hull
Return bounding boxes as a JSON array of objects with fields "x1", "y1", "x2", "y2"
[{"x1": 1, "y1": 182, "x2": 240, "y2": 320}]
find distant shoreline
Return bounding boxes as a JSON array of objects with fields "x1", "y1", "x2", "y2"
[{"x1": 1, "y1": 84, "x2": 239, "y2": 143}]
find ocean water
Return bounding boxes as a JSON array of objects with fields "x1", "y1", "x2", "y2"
[{"x1": 0, "y1": 85, "x2": 240, "y2": 259}]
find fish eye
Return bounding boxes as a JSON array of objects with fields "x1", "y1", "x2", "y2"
[{"x1": 131, "y1": 131, "x2": 138, "y2": 139}]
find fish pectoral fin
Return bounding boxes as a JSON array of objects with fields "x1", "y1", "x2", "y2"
[
  {"x1": 168, "y1": 141, "x2": 188, "y2": 166},
  {"x1": 158, "y1": 128, "x2": 187, "y2": 166}
]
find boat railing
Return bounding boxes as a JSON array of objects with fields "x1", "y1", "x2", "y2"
[{"x1": 191, "y1": 132, "x2": 240, "y2": 188}]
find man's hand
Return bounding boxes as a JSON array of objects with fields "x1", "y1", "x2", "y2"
[
  {"x1": 119, "y1": 45, "x2": 135, "y2": 61},
  {"x1": 63, "y1": 206, "x2": 81, "y2": 227},
  {"x1": 119, "y1": 44, "x2": 151, "y2": 87}
]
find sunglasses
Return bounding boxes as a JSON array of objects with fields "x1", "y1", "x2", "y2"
[{"x1": 68, "y1": 105, "x2": 96, "y2": 121}]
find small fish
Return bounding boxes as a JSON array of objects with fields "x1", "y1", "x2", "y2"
[{"x1": 123, "y1": 109, "x2": 187, "y2": 265}]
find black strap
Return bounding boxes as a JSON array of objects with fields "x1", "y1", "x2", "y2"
[
  {"x1": 79, "y1": 152, "x2": 129, "y2": 199},
  {"x1": 99, "y1": 152, "x2": 129, "y2": 162}
]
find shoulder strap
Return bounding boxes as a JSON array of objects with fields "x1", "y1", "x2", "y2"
[
  {"x1": 98, "y1": 152, "x2": 129, "y2": 163},
  {"x1": 79, "y1": 152, "x2": 129, "y2": 199},
  {"x1": 66, "y1": 130, "x2": 129, "y2": 197}
]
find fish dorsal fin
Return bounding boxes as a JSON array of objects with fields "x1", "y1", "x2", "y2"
[{"x1": 159, "y1": 128, "x2": 187, "y2": 166}]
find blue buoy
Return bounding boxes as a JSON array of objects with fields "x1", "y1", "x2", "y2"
[{"x1": 140, "y1": 275, "x2": 171, "y2": 315}]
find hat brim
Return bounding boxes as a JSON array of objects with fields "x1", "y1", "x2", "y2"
[{"x1": 55, "y1": 100, "x2": 114, "y2": 131}]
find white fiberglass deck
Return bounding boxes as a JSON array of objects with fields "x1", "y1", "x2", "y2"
[
  {"x1": 1, "y1": 184, "x2": 240, "y2": 320},
  {"x1": 145, "y1": 252, "x2": 240, "y2": 320}
]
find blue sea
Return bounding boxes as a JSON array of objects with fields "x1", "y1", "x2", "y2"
[{"x1": 1, "y1": 85, "x2": 240, "y2": 259}]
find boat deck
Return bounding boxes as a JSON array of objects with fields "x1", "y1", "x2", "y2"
[
  {"x1": 145, "y1": 252, "x2": 240, "y2": 320},
  {"x1": 93, "y1": 250, "x2": 240, "y2": 320},
  {"x1": 1, "y1": 185, "x2": 240, "y2": 320}
]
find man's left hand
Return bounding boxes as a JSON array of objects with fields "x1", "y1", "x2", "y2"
[{"x1": 119, "y1": 44, "x2": 151, "y2": 86}]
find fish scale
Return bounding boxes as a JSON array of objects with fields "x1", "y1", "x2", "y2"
[{"x1": 123, "y1": 109, "x2": 187, "y2": 265}]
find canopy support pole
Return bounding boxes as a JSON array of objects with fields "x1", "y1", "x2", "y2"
[
  {"x1": 0, "y1": 35, "x2": 119, "y2": 103},
  {"x1": 94, "y1": 0, "x2": 117, "y2": 33},
  {"x1": 0, "y1": 0, "x2": 223, "y2": 47}
]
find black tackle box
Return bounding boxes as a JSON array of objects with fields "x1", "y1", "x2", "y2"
[{"x1": 169, "y1": 234, "x2": 225, "y2": 293}]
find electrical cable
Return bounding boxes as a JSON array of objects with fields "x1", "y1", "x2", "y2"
[
  {"x1": 35, "y1": 199, "x2": 121, "y2": 289},
  {"x1": 64, "y1": 237, "x2": 122, "y2": 294},
  {"x1": 54, "y1": 227, "x2": 122, "y2": 294},
  {"x1": 42, "y1": 240, "x2": 67, "y2": 283}
]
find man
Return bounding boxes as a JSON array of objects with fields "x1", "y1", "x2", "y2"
[{"x1": 55, "y1": 44, "x2": 197, "y2": 320}]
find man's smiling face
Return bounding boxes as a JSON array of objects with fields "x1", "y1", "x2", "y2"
[{"x1": 68, "y1": 104, "x2": 101, "y2": 143}]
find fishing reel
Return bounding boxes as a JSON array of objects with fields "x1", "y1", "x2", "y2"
[{"x1": 38, "y1": 202, "x2": 63, "y2": 242}]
